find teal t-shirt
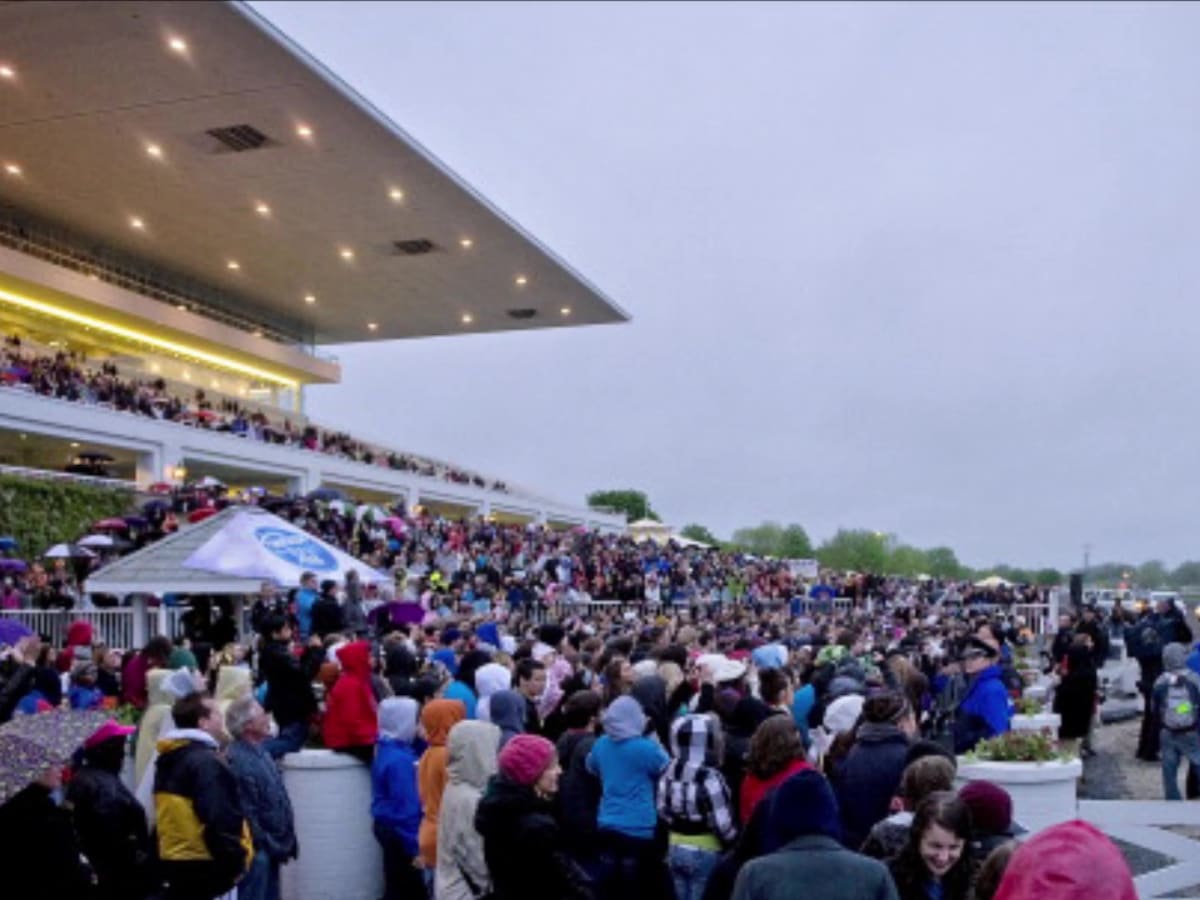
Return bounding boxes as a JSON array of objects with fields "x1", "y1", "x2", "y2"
[{"x1": 586, "y1": 734, "x2": 669, "y2": 839}]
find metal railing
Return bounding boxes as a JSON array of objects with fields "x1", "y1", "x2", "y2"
[
  {"x1": 0, "y1": 606, "x2": 191, "y2": 650},
  {"x1": 0, "y1": 462, "x2": 135, "y2": 491}
]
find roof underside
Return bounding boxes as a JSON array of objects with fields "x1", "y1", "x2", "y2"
[{"x1": 0, "y1": 1, "x2": 629, "y2": 345}]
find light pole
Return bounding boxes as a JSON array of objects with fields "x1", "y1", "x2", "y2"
[{"x1": 1082, "y1": 543, "x2": 1091, "y2": 587}]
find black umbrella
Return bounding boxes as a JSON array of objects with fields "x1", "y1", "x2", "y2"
[{"x1": 306, "y1": 487, "x2": 347, "y2": 502}]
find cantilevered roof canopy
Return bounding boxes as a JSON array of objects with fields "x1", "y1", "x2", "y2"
[{"x1": 0, "y1": 1, "x2": 629, "y2": 345}]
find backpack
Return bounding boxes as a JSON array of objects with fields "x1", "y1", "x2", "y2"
[{"x1": 1158, "y1": 674, "x2": 1200, "y2": 731}]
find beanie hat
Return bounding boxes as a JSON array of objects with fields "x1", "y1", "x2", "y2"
[
  {"x1": 498, "y1": 734, "x2": 556, "y2": 786},
  {"x1": 958, "y1": 780, "x2": 1015, "y2": 835}
]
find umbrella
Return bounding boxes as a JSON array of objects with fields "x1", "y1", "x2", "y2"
[
  {"x1": 92, "y1": 518, "x2": 129, "y2": 531},
  {"x1": 195, "y1": 475, "x2": 225, "y2": 489},
  {"x1": 148, "y1": 482, "x2": 174, "y2": 495},
  {"x1": 0, "y1": 618, "x2": 33, "y2": 646},
  {"x1": 43, "y1": 544, "x2": 95, "y2": 559},
  {"x1": 187, "y1": 508, "x2": 218, "y2": 524},
  {"x1": 123, "y1": 515, "x2": 149, "y2": 528},
  {"x1": 355, "y1": 504, "x2": 388, "y2": 522},
  {"x1": 78, "y1": 534, "x2": 132, "y2": 549},
  {"x1": 329, "y1": 499, "x2": 350, "y2": 515},
  {"x1": 306, "y1": 487, "x2": 347, "y2": 502},
  {"x1": 0, "y1": 537, "x2": 17, "y2": 551},
  {"x1": 142, "y1": 499, "x2": 170, "y2": 514},
  {"x1": 0, "y1": 710, "x2": 110, "y2": 805},
  {"x1": 0, "y1": 559, "x2": 28, "y2": 573}
]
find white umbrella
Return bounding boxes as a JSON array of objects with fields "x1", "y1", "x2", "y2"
[
  {"x1": 79, "y1": 534, "x2": 116, "y2": 548},
  {"x1": 44, "y1": 543, "x2": 96, "y2": 559}
]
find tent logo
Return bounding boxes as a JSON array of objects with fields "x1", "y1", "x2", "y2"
[{"x1": 254, "y1": 527, "x2": 337, "y2": 572}]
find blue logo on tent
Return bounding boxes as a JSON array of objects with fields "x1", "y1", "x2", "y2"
[{"x1": 254, "y1": 527, "x2": 338, "y2": 572}]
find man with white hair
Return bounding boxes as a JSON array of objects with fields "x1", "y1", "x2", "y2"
[{"x1": 226, "y1": 695, "x2": 297, "y2": 900}]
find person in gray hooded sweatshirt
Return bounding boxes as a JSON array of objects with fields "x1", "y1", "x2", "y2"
[
  {"x1": 488, "y1": 689, "x2": 527, "y2": 750},
  {"x1": 436, "y1": 720, "x2": 501, "y2": 900},
  {"x1": 1152, "y1": 643, "x2": 1200, "y2": 800},
  {"x1": 586, "y1": 695, "x2": 670, "y2": 900}
]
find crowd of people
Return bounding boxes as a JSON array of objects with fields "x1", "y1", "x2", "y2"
[
  {"x1": 0, "y1": 555, "x2": 1163, "y2": 900},
  {"x1": 0, "y1": 333, "x2": 509, "y2": 491}
]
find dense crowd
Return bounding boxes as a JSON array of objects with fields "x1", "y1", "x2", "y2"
[
  {"x1": 4, "y1": 561, "x2": 1180, "y2": 900},
  {"x1": 0, "y1": 333, "x2": 509, "y2": 491}
]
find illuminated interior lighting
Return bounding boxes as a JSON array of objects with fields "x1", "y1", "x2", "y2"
[
  {"x1": 71, "y1": 442, "x2": 81, "y2": 448},
  {"x1": 296, "y1": 124, "x2": 313, "y2": 139},
  {"x1": 461, "y1": 313, "x2": 474, "y2": 325},
  {"x1": 560, "y1": 306, "x2": 572, "y2": 316},
  {"x1": 130, "y1": 217, "x2": 146, "y2": 231},
  {"x1": 167, "y1": 37, "x2": 188, "y2": 54},
  {"x1": 459, "y1": 238, "x2": 473, "y2": 249},
  {"x1": 4, "y1": 163, "x2": 21, "y2": 176},
  {"x1": 182, "y1": 370, "x2": 191, "y2": 381},
  {"x1": 367, "y1": 322, "x2": 378, "y2": 331},
  {"x1": 255, "y1": 202, "x2": 271, "y2": 216},
  {"x1": 0, "y1": 285, "x2": 299, "y2": 387},
  {"x1": 388, "y1": 188, "x2": 404, "y2": 201},
  {"x1": 0, "y1": 66, "x2": 14, "y2": 80},
  {"x1": 146, "y1": 144, "x2": 163, "y2": 159},
  {"x1": 252, "y1": 329, "x2": 263, "y2": 337},
  {"x1": 176, "y1": 304, "x2": 188, "y2": 311},
  {"x1": 515, "y1": 275, "x2": 528, "y2": 286},
  {"x1": 211, "y1": 379, "x2": 220, "y2": 388},
  {"x1": 304, "y1": 294, "x2": 316, "y2": 304},
  {"x1": 226, "y1": 260, "x2": 241, "y2": 270},
  {"x1": 339, "y1": 247, "x2": 354, "y2": 261}
]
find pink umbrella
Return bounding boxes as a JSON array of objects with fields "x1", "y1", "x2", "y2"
[{"x1": 93, "y1": 518, "x2": 129, "y2": 531}]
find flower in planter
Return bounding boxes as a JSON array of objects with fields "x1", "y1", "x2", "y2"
[
  {"x1": 968, "y1": 730, "x2": 1079, "y2": 763},
  {"x1": 1014, "y1": 696, "x2": 1043, "y2": 716}
]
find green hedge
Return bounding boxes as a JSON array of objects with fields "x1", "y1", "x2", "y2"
[{"x1": 0, "y1": 474, "x2": 133, "y2": 558}]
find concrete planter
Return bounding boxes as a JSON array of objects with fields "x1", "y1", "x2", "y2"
[
  {"x1": 955, "y1": 756, "x2": 1082, "y2": 833},
  {"x1": 1011, "y1": 712, "x2": 1061, "y2": 733},
  {"x1": 280, "y1": 750, "x2": 382, "y2": 900}
]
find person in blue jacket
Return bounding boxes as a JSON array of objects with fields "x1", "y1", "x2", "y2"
[
  {"x1": 953, "y1": 638, "x2": 1012, "y2": 754},
  {"x1": 373, "y1": 697, "x2": 424, "y2": 900}
]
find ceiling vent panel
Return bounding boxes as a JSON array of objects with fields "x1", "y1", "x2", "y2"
[
  {"x1": 205, "y1": 124, "x2": 273, "y2": 153},
  {"x1": 393, "y1": 238, "x2": 436, "y2": 256},
  {"x1": 507, "y1": 308, "x2": 538, "y2": 320}
]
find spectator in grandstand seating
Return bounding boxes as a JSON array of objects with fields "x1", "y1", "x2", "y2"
[
  {"x1": 372, "y1": 697, "x2": 425, "y2": 900},
  {"x1": 992, "y1": 820, "x2": 1136, "y2": 900},
  {"x1": 310, "y1": 579, "x2": 345, "y2": 640},
  {"x1": 832, "y1": 691, "x2": 916, "y2": 850},
  {"x1": 886, "y1": 792, "x2": 972, "y2": 900},
  {"x1": 322, "y1": 639, "x2": 378, "y2": 763},
  {"x1": 860, "y1": 755, "x2": 957, "y2": 860},
  {"x1": 658, "y1": 713, "x2": 738, "y2": 900},
  {"x1": 731, "y1": 769, "x2": 898, "y2": 900},
  {"x1": 258, "y1": 614, "x2": 318, "y2": 759},
  {"x1": 67, "y1": 719, "x2": 156, "y2": 900},
  {"x1": 418, "y1": 699, "x2": 468, "y2": 869},
  {"x1": 226, "y1": 696, "x2": 297, "y2": 900},
  {"x1": 436, "y1": 719, "x2": 501, "y2": 900}
]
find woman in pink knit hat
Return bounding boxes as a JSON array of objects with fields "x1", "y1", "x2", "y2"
[{"x1": 475, "y1": 734, "x2": 593, "y2": 900}]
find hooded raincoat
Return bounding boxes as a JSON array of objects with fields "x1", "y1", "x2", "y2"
[
  {"x1": 993, "y1": 820, "x2": 1136, "y2": 900},
  {"x1": 435, "y1": 720, "x2": 501, "y2": 900},
  {"x1": 322, "y1": 640, "x2": 378, "y2": 751},
  {"x1": 417, "y1": 698, "x2": 467, "y2": 865}
]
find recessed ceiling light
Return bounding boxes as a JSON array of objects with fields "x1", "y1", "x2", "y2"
[
  {"x1": 252, "y1": 329, "x2": 263, "y2": 338},
  {"x1": 0, "y1": 66, "x2": 15, "y2": 80},
  {"x1": 339, "y1": 248, "x2": 354, "y2": 261},
  {"x1": 211, "y1": 379, "x2": 219, "y2": 388},
  {"x1": 70, "y1": 442, "x2": 80, "y2": 448},
  {"x1": 182, "y1": 371, "x2": 191, "y2": 381},
  {"x1": 167, "y1": 37, "x2": 188, "y2": 54},
  {"x1": 226, "y1": 260, "x2": 241, "y2": 270},
  {"x1": 296, "y1": 124, "x2": 313, "y2": 139},
  {"x1": 515, "y1": 275, "x2": 528, "y2": 286},
  {"x1": 459, "y1": 238, "x2": 473, "y2": 249},
  {"x1": 255, "y1": 202, "x2": 271, "y2": 216},
  {"x1": 560, "y1": 306, "x2": 572, "y2": 316},
  {"x1": 176, "y1": 304, "x2": 188, "y2": 311},
  {"x1": 367, "y1": 322, "x2": 378, "y2": 331},
  {"x1": 3, "y1": 163, "x2": 21, "y2": 176},
  {"x1": 461, "y1": 313, "x2": 474, "y2": 325},
  {"x1": 304, "y1": 293, "x2": 316, "y2": 304},
  {"x1": 130, "y1": 217, "x2": 145, "y2": 230},
  {"x1": 388, "y1": 188, "x2": 404, "y2": 201},
  {"x1": 146, "y1": 143, "x2": 163, "y2": 159}
]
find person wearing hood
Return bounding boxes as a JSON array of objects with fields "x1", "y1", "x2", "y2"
[
  {"x1": 992, "y1": 819, "x2": 1136, "y2": 900},
  {"x1": 214, "y1": 664, "x2": 252, "y2": 733},
  {"x1": 1152, "y1": 642, "x2": 1200, "y2": 800},
  {"x1": 67, "y1": 719, "x2": 157, "y2": 900},
  {"x1": 436, "y1": 720, "x2": 501, "y2": 900},
  {"x1": 444, "y1": 649, "x2": 491, "y2": 719},
  {"x1": 475, "y1": 733, "x2": 591, "y2": 900},
  {"x1": 631, "y1": 674, "x2": 671, "y2": 746},
  {"x1": 1053, "y1": 641, "x2": 1098, "y2": 752},
  {"x1": 373, "y1": 697, "x2": 424, "y2": 900},
  {"x1": 342, "y1": 569, "x2": 369, "y2": 637},
  {"x1": 322, "y1": 640, "x2": 378, "y2": 763},
  {"x1": 417, "y1": 698, "x2": 467, "y2": 867},
  {"x1": 586, "y1": 695, "x2": 671, "y2": 900},
  {"x1": 731, "y1": 769, "x2": 898, "y2": 900},
  {"x1": 832, "y1": 691, "x2": 916, "y2": 850},
  {"x1": 952, "y1": 639, "x2": 1010, "y2": 754},
  {"x1": 475, "y1": 661, "x2": 512, "y2": 722},
  {"x1": 134, "y1": 666, "x2": 201, "y2": 800},
  {"x1": 657, "y1": 713, "x2": 739, "y2": 900},
  {"x1": 488, "y1": 689, "x2": 528, "y2": 749},
  {"x1": 384, "y1": 641, "x2": 424, "y2": 700},
  {"x1": 57, "y1": 618, "x2": 94, "y2": 673},
  {"x1": 68, "y1": 660, "x2": 105, "y2": 710}
]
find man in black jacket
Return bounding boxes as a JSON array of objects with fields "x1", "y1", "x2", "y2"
[{"x1": 259, "y1": 615, "x2": 318, "y2": 759}]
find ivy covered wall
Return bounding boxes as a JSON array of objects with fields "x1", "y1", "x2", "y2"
[{"x1": 0, "y1": 475, "x2": 132, "y2": 557}]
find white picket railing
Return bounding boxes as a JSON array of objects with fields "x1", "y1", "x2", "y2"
[{"x1": 0, "y1": 606, "x2": 192, "y2": 650}]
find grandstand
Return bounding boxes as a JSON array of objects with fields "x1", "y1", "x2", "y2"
[{"x1": 0, "y1": 1, "x2": 628, "y2": 530}]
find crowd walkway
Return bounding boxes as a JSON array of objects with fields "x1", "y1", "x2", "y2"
[{"x1": 1080, "y1": 800, "x2": 1200, "y2": 899}]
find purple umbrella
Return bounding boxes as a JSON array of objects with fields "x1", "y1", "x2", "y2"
[
  {"x1": 0, "y1": 618, "x2": 33, "y2": 646},
  {"x1": 0, "y1": 559, "x2": 27, "y2": 573}
]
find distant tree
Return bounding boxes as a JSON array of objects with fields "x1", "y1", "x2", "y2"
[
  {"x1": 887, "y1": 545, "x2": 930, "y2": 577},
  {"x1": 1170, "y1": 560, "x2": 1200, "y2": 589},
  {"x1": 924, "y1": 546, "x2": 965, "y2": 580},
  {"x1": 779, "y1": 523, "x2": 814, "y2": 558},
  {"x1": 1135, "y1": 560, "x2": 1169, "y2": 589},
  {"x1": 817, "y1": 529, "x2": 890, "y2": 573},
  {"x1": 730, "y1": 522, "x2": 784, "y2": 556},
  {"x1": 586, "y1": 489, "x2": 658, "y2": 522},
  {"x1": 1034, "y1": 568, "x2": 1064, "y2": 587},
  {"x1": 679, "y1": 523, "x2": 719, "y2": 546}
]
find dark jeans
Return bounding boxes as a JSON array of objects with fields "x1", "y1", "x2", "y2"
[
  {"x1": 263, "y1": 720, "x2": 308, "y2": 760},
  {"x1": 1137, "y1": 660, "x2": 1164, "y2": 761},
  {"x1": 373, "y1": 822, "x2": 425, "y2": 900},
  {"x1": 594, "y1": 828, "x2": 671, "y2": 900},
  {"x1": 237, "y1": 850, "x2": 280, "y2": 900}
]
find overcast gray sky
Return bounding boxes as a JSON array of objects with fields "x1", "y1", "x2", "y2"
[{"x1": 251, "y1": 1, "x2": 1200, "y2": 570}]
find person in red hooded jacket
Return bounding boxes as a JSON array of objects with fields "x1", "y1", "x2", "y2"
[
  {"x1": 57, "y1": 619, "x2": 94, "y2": 673},
  {"x1": 322, "y1": 641, "x2": 378, "y2": 764},
  {"x1": 993, "y1": 820, "x2": 1137, "y2": 900}
]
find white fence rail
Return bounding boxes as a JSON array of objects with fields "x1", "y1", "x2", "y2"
[{"x1": 0, "y1": 607, "x2": 191, "y2": 650}]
